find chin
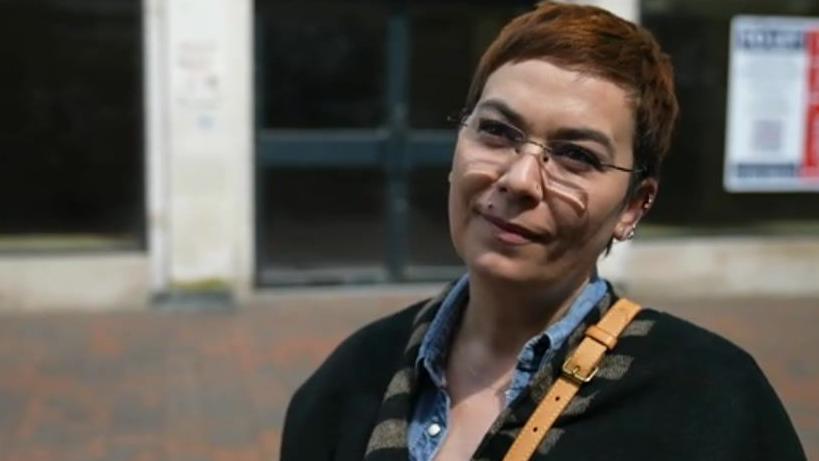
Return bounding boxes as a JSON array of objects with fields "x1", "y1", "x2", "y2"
[{"x1": 467, "y1": 250, "x2": 552, "y2": 286}]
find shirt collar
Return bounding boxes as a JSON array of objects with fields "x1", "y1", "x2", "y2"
[
  {"x1": 416, "y1": 274, "x2": 469, "y2": 388},
  {"x1": 415, "y1": 274, "x2": 607, "y2": 386},
  {"x1": 524, "y1": 277, "x2": 607, "y2": 371}
]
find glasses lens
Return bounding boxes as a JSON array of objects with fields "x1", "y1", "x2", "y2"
[
  {"x1": 539, "y1": 168, "x2": 589, "y2": 212},
  {"x1": 548, "y1": 142, "x2": 604, "y2": 172}
]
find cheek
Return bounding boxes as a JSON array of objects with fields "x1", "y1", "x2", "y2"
[
  {"x1": 454, "y1": 150, "x2": 501, "y2": 197},
  {"x1": 448, "y1": 146, "x2": 501, "y2": 211},
  {"x1": 544, "y1": 177, "x2": 627, "y2": 241},
  {"x1": 448, "y1": 147, "x2": 501, "y2": 254},
  {"x1": 545, "y1": 196, "x2": 582, "y2": 230},
  {"x1": 447, "y1": 184, "x2": 465, "y2": 259},
  {"x1": 574, "y1": 190, "x2": 628, "y2": 246}
]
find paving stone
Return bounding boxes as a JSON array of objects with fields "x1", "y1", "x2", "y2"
[{"x1": 0, "y1": 290, "x2": 815, "y2": 460}]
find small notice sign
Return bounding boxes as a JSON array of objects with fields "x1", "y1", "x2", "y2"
[{"x1": 725, "y1": 15, "x2": 819, "y2": 192}]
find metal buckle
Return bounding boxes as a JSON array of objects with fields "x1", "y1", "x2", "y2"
[{"x1": 561, "y1": 360, "x2": 599, "y2": 384}]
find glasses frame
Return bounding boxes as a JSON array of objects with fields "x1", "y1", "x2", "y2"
[{"x1": 448, "y1": 110, "x2": 644, "y2": 176}]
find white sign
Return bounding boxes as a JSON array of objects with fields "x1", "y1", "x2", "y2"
[
  {"x1": 169, "y1": 0, "x2": 226, "y2": 113},
  {"x1": 724, "y1": 15, "x2": 819, "y2": 192}
]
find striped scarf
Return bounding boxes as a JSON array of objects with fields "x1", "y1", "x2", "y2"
[{"x1": 362, "y1": 284, "x2": 636, "y2": 460}]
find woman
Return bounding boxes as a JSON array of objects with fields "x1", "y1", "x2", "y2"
[{"x1": 281, "y1": 2, "x2": 806, "y2": 460}]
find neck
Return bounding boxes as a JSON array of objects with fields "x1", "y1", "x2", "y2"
[{"x1": 459, "y1": 271, "x2": 593, "y2": 357}]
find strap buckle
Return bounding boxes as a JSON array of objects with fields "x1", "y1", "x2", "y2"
[{"x1": 561, "y1": 360, "x2": 599, "y2": 384}]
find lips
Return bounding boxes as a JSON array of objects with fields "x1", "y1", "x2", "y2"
[{"x1": 479, "y1": 212, "x2": 544, "y2": 243}]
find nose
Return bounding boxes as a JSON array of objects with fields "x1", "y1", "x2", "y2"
[{"x1": 497, "y1": 145, "x2": 545, "y2": 203}]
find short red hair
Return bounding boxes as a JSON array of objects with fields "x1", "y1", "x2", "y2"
[{"x1": 465, "y1": 1, "x2": 678, "y2": 180}]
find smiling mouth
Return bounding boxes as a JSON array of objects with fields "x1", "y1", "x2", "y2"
[{"x1": 479, "y1": 212, "x2": 545, "y2": 244}]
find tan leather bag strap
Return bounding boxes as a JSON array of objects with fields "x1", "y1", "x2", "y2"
[{"x1": 502, "y1": 298, "x2": 642, "y2": 461}]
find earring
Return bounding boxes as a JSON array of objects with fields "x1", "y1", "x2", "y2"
[
  {"x1": 617, "y1": 226, "x2": 636, "y2": 241},
  {"x1": 642, "y1": 195, "x2": 654, "y2": 211}
]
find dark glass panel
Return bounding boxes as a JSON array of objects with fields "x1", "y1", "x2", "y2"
[
  {"x1": 257, "y1": 168, "x2": 387, "y2": 284},
  {"x1": 408, "y1": 167, "x2": 462, "y2": 269},
  {"x1": 0, "y1": 0, "x2": 144, "y2": 248},
  {"x1": 255, "y1": 1, "x2": 387, "y2": 128}
]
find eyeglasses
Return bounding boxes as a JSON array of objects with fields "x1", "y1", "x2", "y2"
[{"x1": 452, "y1": 113, "x2": 642, "y2": 178}]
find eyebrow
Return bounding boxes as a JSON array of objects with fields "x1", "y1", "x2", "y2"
[
  {"x1": 474, "y1": 99, "x2": 529, "y2": 130},
  {"x1": 551, "y1": 128, "x2": 616, "y2": 159}
]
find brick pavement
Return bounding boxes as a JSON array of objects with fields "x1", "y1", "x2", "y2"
[{"x1": 0, "y1": 287, "x2": 816, "y2": 460}]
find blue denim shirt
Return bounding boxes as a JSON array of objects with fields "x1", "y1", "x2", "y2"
[{"x1": 407, "y1": 274, "x2": 608, "y2": 461}]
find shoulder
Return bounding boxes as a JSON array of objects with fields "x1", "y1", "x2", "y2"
[
  {"x1": 618, "y1": 308, "x2": 805, "y2": 459},
  {"x1": 281, "y1": 299, "x2": 431, "y2": 460},
  {"x1": 633, "y1": 308, "x2": 753, "y2": 364},
  {"x1": 628, "y1": 308, "x2": 767, "y2": 386},
  {"x1": 291, "y1": 298, "x2": 427, "y2": 403}
]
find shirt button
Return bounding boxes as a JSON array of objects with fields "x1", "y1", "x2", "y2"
[{"x1": 427, "y1": 423, "x2": 442, "y2": 437}]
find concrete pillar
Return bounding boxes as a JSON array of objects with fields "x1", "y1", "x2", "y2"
[
  {"x1": 146, "y1": 0, "x2": 254, "y2": 304},
  {"x1": 564, "y1": 0, "x2": 639, "y2": 22}
]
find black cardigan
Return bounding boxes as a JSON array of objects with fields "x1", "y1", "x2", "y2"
[{"x1": 281, "y1": 299, "x2": 806, "y2": 461}]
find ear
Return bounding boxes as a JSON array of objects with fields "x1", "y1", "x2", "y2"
[{"x1": 613, "y1": 178, "x2": 658, "y2": 241}]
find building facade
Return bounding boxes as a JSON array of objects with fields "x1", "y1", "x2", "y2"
[{"x1": 1, "y1": 0, "x2": 818, "y2": 310}]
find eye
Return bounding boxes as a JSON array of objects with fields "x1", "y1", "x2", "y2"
[
  {"x1": 550, "y1": 142, "x2": 604, "y2": 172},
  {"x1": 475, "y1": 119, "x2": 524, "y2": 145}
]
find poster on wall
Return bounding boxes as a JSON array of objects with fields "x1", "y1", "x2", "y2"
[{"x1": 724, "y1": 15, "x2": 819, "y2": 192}]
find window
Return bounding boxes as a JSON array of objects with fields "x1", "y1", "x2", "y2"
[{"x1": 0, "y1": 0, "x2": 144, "y2": 251}]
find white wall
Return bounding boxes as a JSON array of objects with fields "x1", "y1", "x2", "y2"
[
  {"x1": 0, "y1": 255, "x2": 150, "y2": 312},
  {"x1": 620, "y1": 237, "x2": 819, "y2": 298}
]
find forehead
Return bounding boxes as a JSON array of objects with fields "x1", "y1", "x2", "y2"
[{"x1": 478, "y1": 59, "x2": 635, "y2": 155}]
